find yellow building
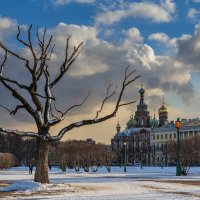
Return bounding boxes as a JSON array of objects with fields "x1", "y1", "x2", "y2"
[{"x1": 150, "y1": 119, "x2": 200, "y2": 165}]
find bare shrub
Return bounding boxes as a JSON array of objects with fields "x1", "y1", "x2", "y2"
[
  {"x1": 54, "y1": 140, "x2": 114, "y2": 172},
  {"x1": 0, "y1": 152, "x2": 15, "y2": 170}
]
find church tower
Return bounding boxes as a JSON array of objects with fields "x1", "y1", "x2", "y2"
[
  {"x1": 134, "y1": 82, "x2": 150, "y2": 127},
  {"x1": 158, "y1": 97, "x2": 168, "y2": 127},
  {"x1": 116, "y1": 121, "x2": 121, "y2": 133},
  {"x1": 151, "y1": 109, "x2": 158, "y2": 129}
]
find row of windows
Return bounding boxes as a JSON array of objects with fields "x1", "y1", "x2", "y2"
[
  {"x1": 153, "y1": 133, "x2": 176, "y2": 140},
  {"x1": 180, "y1": 131, "x2": 199, "y2": 139},
  {"x1": 152, "y1": 131, "x2": 200, "y2": 140}
]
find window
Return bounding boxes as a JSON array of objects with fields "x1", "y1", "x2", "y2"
[
  {"x1": 161, "y1": 134, "x2": 163, "y2": 139},
  {"x1": 185, "y1": 132, "x2": 187, "y2": 138},
  {"x1": 170, "y1": 134, "x2": 172, "y2": 139},
  {"x1": 153, "y1": 135, "x2": 155, "y2": 140},
  {"x1": 157, "y1": 157, "x2": 159, "y2": 162},
  {"x1": 165, "y1": 134, "x2": 167, "y2": 139},
  {"x1": 174, "y1": 133, "x2": 176, "y2": 139},
  {"x1": 157, "y1": 135, "x2": 159, "y2": 140}
]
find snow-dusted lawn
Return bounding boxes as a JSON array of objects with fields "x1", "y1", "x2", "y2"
[{"x1": 1, "y1": 166, "x2": 200, "y2": 199}]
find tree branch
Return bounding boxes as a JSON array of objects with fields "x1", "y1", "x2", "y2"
[
  {"x1": 36, "y1": 29, "x2": 53, "y2": 81},
  {"x1": 0, "y1": 42, "x2": 32, "y2": 73},
  {"x1": 51, "y1": 66, "x2": 141, "y2": 141},
  {"x1": 119, "y1": 101, "x2": 136, "y2": 107},
  {"x1": 0, "y1": 50, "x2": 7, "y2": 75},
  {"x1": 48, "y1": 91, "x2": 91, "y2": 127},
  {"x1": 49, "y1": 36, "x2": 83, "y2": 88},
  {"x1": 0, "y1": 79, "x2": 36, "y2": 119},
  {"x1": 0, "y1": 104, "x2": 24, "y2": 115},
  {"x1": 94, "y1": 84, "x2": 117, "y2": 120},
  {"x1": 63, "y1": 91, "x2": 91, "y2": 117},
  {"x1": 1, "y1": 77, "x2": 30, "y2": 90},
  {"x1": 0, "y1": 127, "x2": 38, "y2": 138},
  {"x1": 44, "y1": 67, "x2": 52, "y2": 124}
]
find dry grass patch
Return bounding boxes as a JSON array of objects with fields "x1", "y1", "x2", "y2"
[
  {"x1": 141, "y1": 181, "x2": 200, "y2": 198},
  {"x1": 0, "y1": 182, "x2": 110, "y2": 199},
  {"x1": 153, "y1": 180, "x2": 200, "y2": 186}
]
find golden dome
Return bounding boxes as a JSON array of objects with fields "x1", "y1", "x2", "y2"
[{"x1": 158, "y1": 105, "x2": 168, "y2": 114}]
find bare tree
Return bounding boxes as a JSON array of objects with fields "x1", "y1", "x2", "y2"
[
  {"x1": 0, "y1": 25, "x2": 140, "y2": 183},
  {"x1": 55, "y1": 140, "x2": 114, "y2": 172},
  {"x1": 167, "y1": 136, "x2": 200, "y2": 175},
  {"x1": 0, "y1": 153, "x2": 15, "y2": 170}
]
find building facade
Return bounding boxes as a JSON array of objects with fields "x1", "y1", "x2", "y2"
[
  {"x1": 111, "y1": 85, "x2": 200, "y2": 166},
  {"x1": 111, "y1": 84, "x2": 153, "y2": 165},
  {"x1": 151, "y1": 119, "x2": 200, "y2": 165}
]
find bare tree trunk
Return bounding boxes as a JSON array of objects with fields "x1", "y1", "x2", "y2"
[{"x1": 34, "y1": 139, "x2": 50, "y2": 183}]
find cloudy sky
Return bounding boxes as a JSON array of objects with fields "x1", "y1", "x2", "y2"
[{"x1": 0, "y1": 0, "x2": 200, "y2": 144}]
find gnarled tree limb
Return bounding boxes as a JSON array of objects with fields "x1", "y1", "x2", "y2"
[
  {"x1": 49, "y1": 36, "x2": 83, "y2": 88},
  {"x1": 0, "y1": 127, "x2": 38, "y2": 138},
  {"x1": 51, "y1": 66, "x2": 140, "y2": 141},
  {"x1": 0, "y1": 104, "x2": 25, "y2": 115}
]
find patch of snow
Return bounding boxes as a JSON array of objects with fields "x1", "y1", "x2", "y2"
[
  {"x1": 0, "y1": 181, "x2": 75, "y2": 193},
  {"x1": 2, "y1": 166, "x2": 200, "y2": 199},
  {"x1": 75, "y1": 121, "x2": 83, "y2": 126}
]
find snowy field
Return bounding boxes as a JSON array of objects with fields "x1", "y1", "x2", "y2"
[{"x1": 1, "y1": 166, "x2": 200, "y2": 199}]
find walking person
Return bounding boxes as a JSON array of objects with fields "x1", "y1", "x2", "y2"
[{"x1": 28, "y1": 163, "x2": 33, "y2": 175}]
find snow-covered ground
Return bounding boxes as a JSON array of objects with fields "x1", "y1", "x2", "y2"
[{"x1": 1, "y1": 166, "x2": 200, "y2": 199}]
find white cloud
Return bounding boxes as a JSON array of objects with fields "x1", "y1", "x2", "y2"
[
  {"x1": 0, "y1": 19, "x2": 196, "y2": 106},
  {"x1": 95, "y1": 10, "x2": 126, "y2": 26},
  {"x1": 176, "y1": 24, "x2": 200, "y2": 71},
  {"x1": 47, "y1": 23, "x2": 110, "y2": 77},
  {"x1": 187, "y1": 8, "x2": 199, "y2": 19},
  {"x1": 38, "y1": 22, "x2": 194, "y2": 107},
  {"x1": 123, "y1": 27, "x2": 143, "y2": 46},
  {"x1": 149, "y1": 32, "x2": 170, "y2": 43},
  {"x1": 148, "y1": 32, "x2": 176, "y2": 47},
  {"x1": 52, "y1": 0, "x2": 95, "y2": 5},
  {"x1": 0, "y1": 16, "x2": 17, "y2": 40},
  {"x1": 128, "y1": 2, "x2": 173, "y2": 23},
  {"x1": 47, "y1": 23, "x2": 194, "y2": 102},
  {"x1": 160, "y1": 0, "x2": 176, "y2": 13},
  {"x1": 95, "y1": 1, "x2": 176, "y2": 26},
  {"x1": 0, "y1": 19, "x2": 199, "y2": 143}
]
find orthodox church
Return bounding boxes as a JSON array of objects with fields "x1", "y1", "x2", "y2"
[{"x1": 111, "y1": 83, "x2": 169, "y2": 165}]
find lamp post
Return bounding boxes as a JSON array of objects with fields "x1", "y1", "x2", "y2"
[
  {"x1": 161, "y1": 156, "x2": 163, "y2": 169},
  {"x1": 124, "y1": 142, "x2": 127, "y2": 172},
  {"x1": 140, "y1": 150, "x2": 143, "y2": 169},
  {"x1": 176, "y1": 118, "x2": 182, "y2": 176}
]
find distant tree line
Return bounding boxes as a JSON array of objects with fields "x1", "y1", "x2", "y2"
[
  {"x1": 0, "y1": 133, "x2": 36, "y2": 166},
  {"x1": 4, "y1": 130, "x2": 200, "y2": 176},
  {"x1": 49, "y1": 140, "x2": 114, "y2": 172},
  {"x1": 0, "y1": 133, "x2": 114, "y2": 172}
]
